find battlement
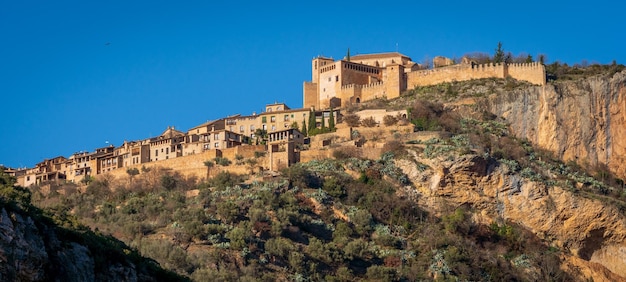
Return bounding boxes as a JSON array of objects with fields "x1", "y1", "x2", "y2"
[
  {"x1": 306, "y1": 52, "x2": 546, "y2": 109},
  {"x1": 507, "y1": 62, "x2": 543, "y2": 69},
  {"x1": 470, "y1": 62, "x2": 505, "y2": 70}
]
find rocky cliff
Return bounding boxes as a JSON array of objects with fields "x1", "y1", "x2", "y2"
[
  {"x1": 398, "y1": 148, "x2": 626, "y2": 281},
  {"x1": 0, "y1": 200, "x2": 185, "y2": 282},
  {"x1": 486, "y1": 70, "x2": 626, "y2": 179}
]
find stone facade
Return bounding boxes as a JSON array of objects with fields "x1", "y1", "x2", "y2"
[{"x1": 304, "y1": 52, "x2": 546, "y2": 109}]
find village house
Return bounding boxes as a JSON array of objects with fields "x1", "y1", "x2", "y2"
[{"x1": 9, "y1": 51, "x2": 546, "y2": 186}]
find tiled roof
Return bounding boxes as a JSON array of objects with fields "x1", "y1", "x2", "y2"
[{"x1": 348, "y1": 52, "x2": 410, "y2": 61}]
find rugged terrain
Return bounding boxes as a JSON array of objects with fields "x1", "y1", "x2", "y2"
[
  {"x1": 487, "y1": 69, "x2": 626, "y2": 179},
  {"x1": 0, "y1": 173, "x2": 187, "y2": 281},
  {"x1": 3, "y1": 67, "x2": 626, "y2": 281}
]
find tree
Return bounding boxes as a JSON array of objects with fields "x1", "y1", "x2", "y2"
[
  {"x1": 234, "y1": 154, "x2": 244, "y2": 165},
  {"x1": 493, "y1": 42, "x2": 505, "y2": 63},
  {"x1": 308, "y1": 109, "x2": 317, "y2": 133},
  {"x1": 538, "y1": 54, "x2": 546, "y2": 64},
  {"x1": 301, "y1": 119, "x2": 308, "y2": 137},
  {"x1": 525, "y1": 54, "x2": 534, "y2": 63},
  {"x1": 126, "y1": 168, "x2": 139, "y2": 186},
  {"x1": 321, "y1": 112, "x2": 326, "y2": 129},
  {"x1": 204, "y1": 160, "x2": 214, "y2": 180},
  {"x1": 254, "y1": 128, "x2": 267, "y2": 145},
  {"x1": 328, "y1": 108, "x2": 335, "y2": 130},
  {"x1": 346, "y1": 47, "x2": 351, "y2": 62}
]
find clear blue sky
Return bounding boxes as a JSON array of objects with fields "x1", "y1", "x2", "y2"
[{"x1": 1, "y1": 1, "x2": 624, "y2": 168}]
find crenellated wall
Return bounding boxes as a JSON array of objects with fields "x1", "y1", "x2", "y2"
[
  {"x1": 407, "y1": 62, "x2": 545, "y2": 87},
  {"x1": 407, "y1": 63, "x2": 504, "y2": 87},
  {"x1": 506, "y1": 62, "x2": 546, "y2": 85},
  {"x1": 305, "y1": 53, "x2": 546, "y2": 110}
]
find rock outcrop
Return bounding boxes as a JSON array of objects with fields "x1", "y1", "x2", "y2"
[
  {"x1": 486, "y1": 70, "x2": 626, "y2": 179},
  {"x1": 398, "y1": 153, "x2": 626, "y2": 281},
  {"x1": 0, "y1": 206, "x2": 183, "y2": 281}
]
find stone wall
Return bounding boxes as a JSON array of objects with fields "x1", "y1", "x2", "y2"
[
  {"x1": 407, "y1": 62, "x2": 545, "y2": 88},
  {"x1": 506, "y1": 62, "x2": 546, "y2": 85},
  {"x1": 407, "y1": 63, "x2": 506, "y2": 87},
  {"x1": 101, "y1": 147, "x2": 267, "y2": 181},
  {"x1": 303, "y1": 82, "x2": 319, "y2": 109}
]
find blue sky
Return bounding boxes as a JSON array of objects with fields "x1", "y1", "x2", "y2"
[{"x1": 1, "y1": 1, "x2": 624, "y2": 168}]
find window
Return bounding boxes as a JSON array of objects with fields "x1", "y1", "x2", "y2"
[
  {"x1": 335, "y1": 75, "x2": 339, "y2": 81},
  {"x1": 328, "y1": 77, "x2": 331, "y2": 82},
  {"x1": 284, "y1": 115, "x2": 289, "y2": 121},
  {"x1": 240, "y1": 125, "x2": 244, "y2": 132},
  {"x1": 262, "y1": 124, "x2": 267, "y2": 131},
  {"x1": 166, "y1": 148, "x2": 169, "y2": 154},
  {"x1": 214, "y1": 134, "x2": 219, "y2": 140},
  {"x1": 270, "y1": 116, "x2": 276, "y2": 122},
  {"x1": 271, "y1": 125, "x2": 276, "y2": 131},
  {"x1": 214, "y1": 142, "x2": 219, "y2": 148},
  {"x1": 250, "y1": 125, "x2": 255, "y2": 131},
  {"x1": 155, "y1": 150, "x2": 158, "y2": 156},
  {"x1": 262, "y1": 116, "x2": 267, "y2": 123}
]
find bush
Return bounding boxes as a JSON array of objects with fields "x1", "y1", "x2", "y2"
[
  {"x1": 332, "y1": 146, "x2": 360, "y2": 159},
  {"x1": 283, "y1": 165, "x2": 322, "y2": 189},
  {"x1": 382, "y1": 140, "x2": 406, "y2": 157},
  {"x1": 209, "y1": 171, "x2": 243, "y2": 189},
  {"x1": 214, "y1": 157, "x2": 231, "y2": 166},
  {"x1": 343, "y1": 113, "x2": 361, "y2": 127},
  {"x1": 383, "y1": 115, "x2": 398, "y2": 126},
  {"x1": 361, "y1": 117, "x2": 378, "y2": 127}
]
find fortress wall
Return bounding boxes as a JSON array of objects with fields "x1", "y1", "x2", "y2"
[
  {"x1": 342, "y1": 67, "x2": 375, "y2": 86},
  {"x1": 220, "y1": 145, "x2": 266, "y2": 161},
  {"x1": 102, "y1": 147, "x2": 260, "y2": 182},
  {"x1": 407, "y1": 63, "x2": 505, "y2": 87},
  {"x1": 303, "y1": 82, "x2": 318, "y2": 108},
  {"x1": 301, "y1": 149, "x2": 333, "y2": 163},
  {"x1": 104, "y1": 149, "x2": 222, "y2": 180},
  {"x1": 359, "y1": 82, "x2": 386, "y2": 102},
  {"x1": 506, "y1": 62, "x2": 546, "y2": 85},
  {"x1": 337, "y1": 84, "x2": 361, "y2": 106}
]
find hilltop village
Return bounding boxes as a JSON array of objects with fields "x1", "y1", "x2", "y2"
[{"x1": 7, "y1": 51, "x2": 545, "y2": 186}]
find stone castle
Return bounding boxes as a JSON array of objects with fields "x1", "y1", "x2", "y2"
[
  {"x1": 7, "y1": 50, "x2": 547, "y2": 187},
  {"x1": 303, "y1": 52, "x2": 546, "y2": 109}
]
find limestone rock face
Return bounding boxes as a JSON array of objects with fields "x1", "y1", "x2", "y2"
[
  {"x1": 486, "y1": 70, "x2": 626, "y2": 179},
  {"x1": 398, "y1": 154, "x2": 626, "y2": 281}
]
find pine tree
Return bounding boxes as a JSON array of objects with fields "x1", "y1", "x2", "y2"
[
  {"x1": 493, "y1": 42, "x2": 505, "y2": 63},
  {"x1": 308, "y1": 109, "x2": 316, "y2": 133},
  {"x1": 328, "y1": 108, "x2": 335, "y2": 131},
  {"x1": 301, "y1": 120, "x2": 307, "y2": 136},
  {"x1": 321, "y1": 112, "x2": 326, "y2": 129}
]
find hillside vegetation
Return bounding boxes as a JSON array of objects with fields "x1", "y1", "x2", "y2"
[
  {"x1": 0, "y1": 169, "x2": 187, "y2": 281},
  {"x1": 16, "y1": 66, "x2": 626, "y2": 281}
]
